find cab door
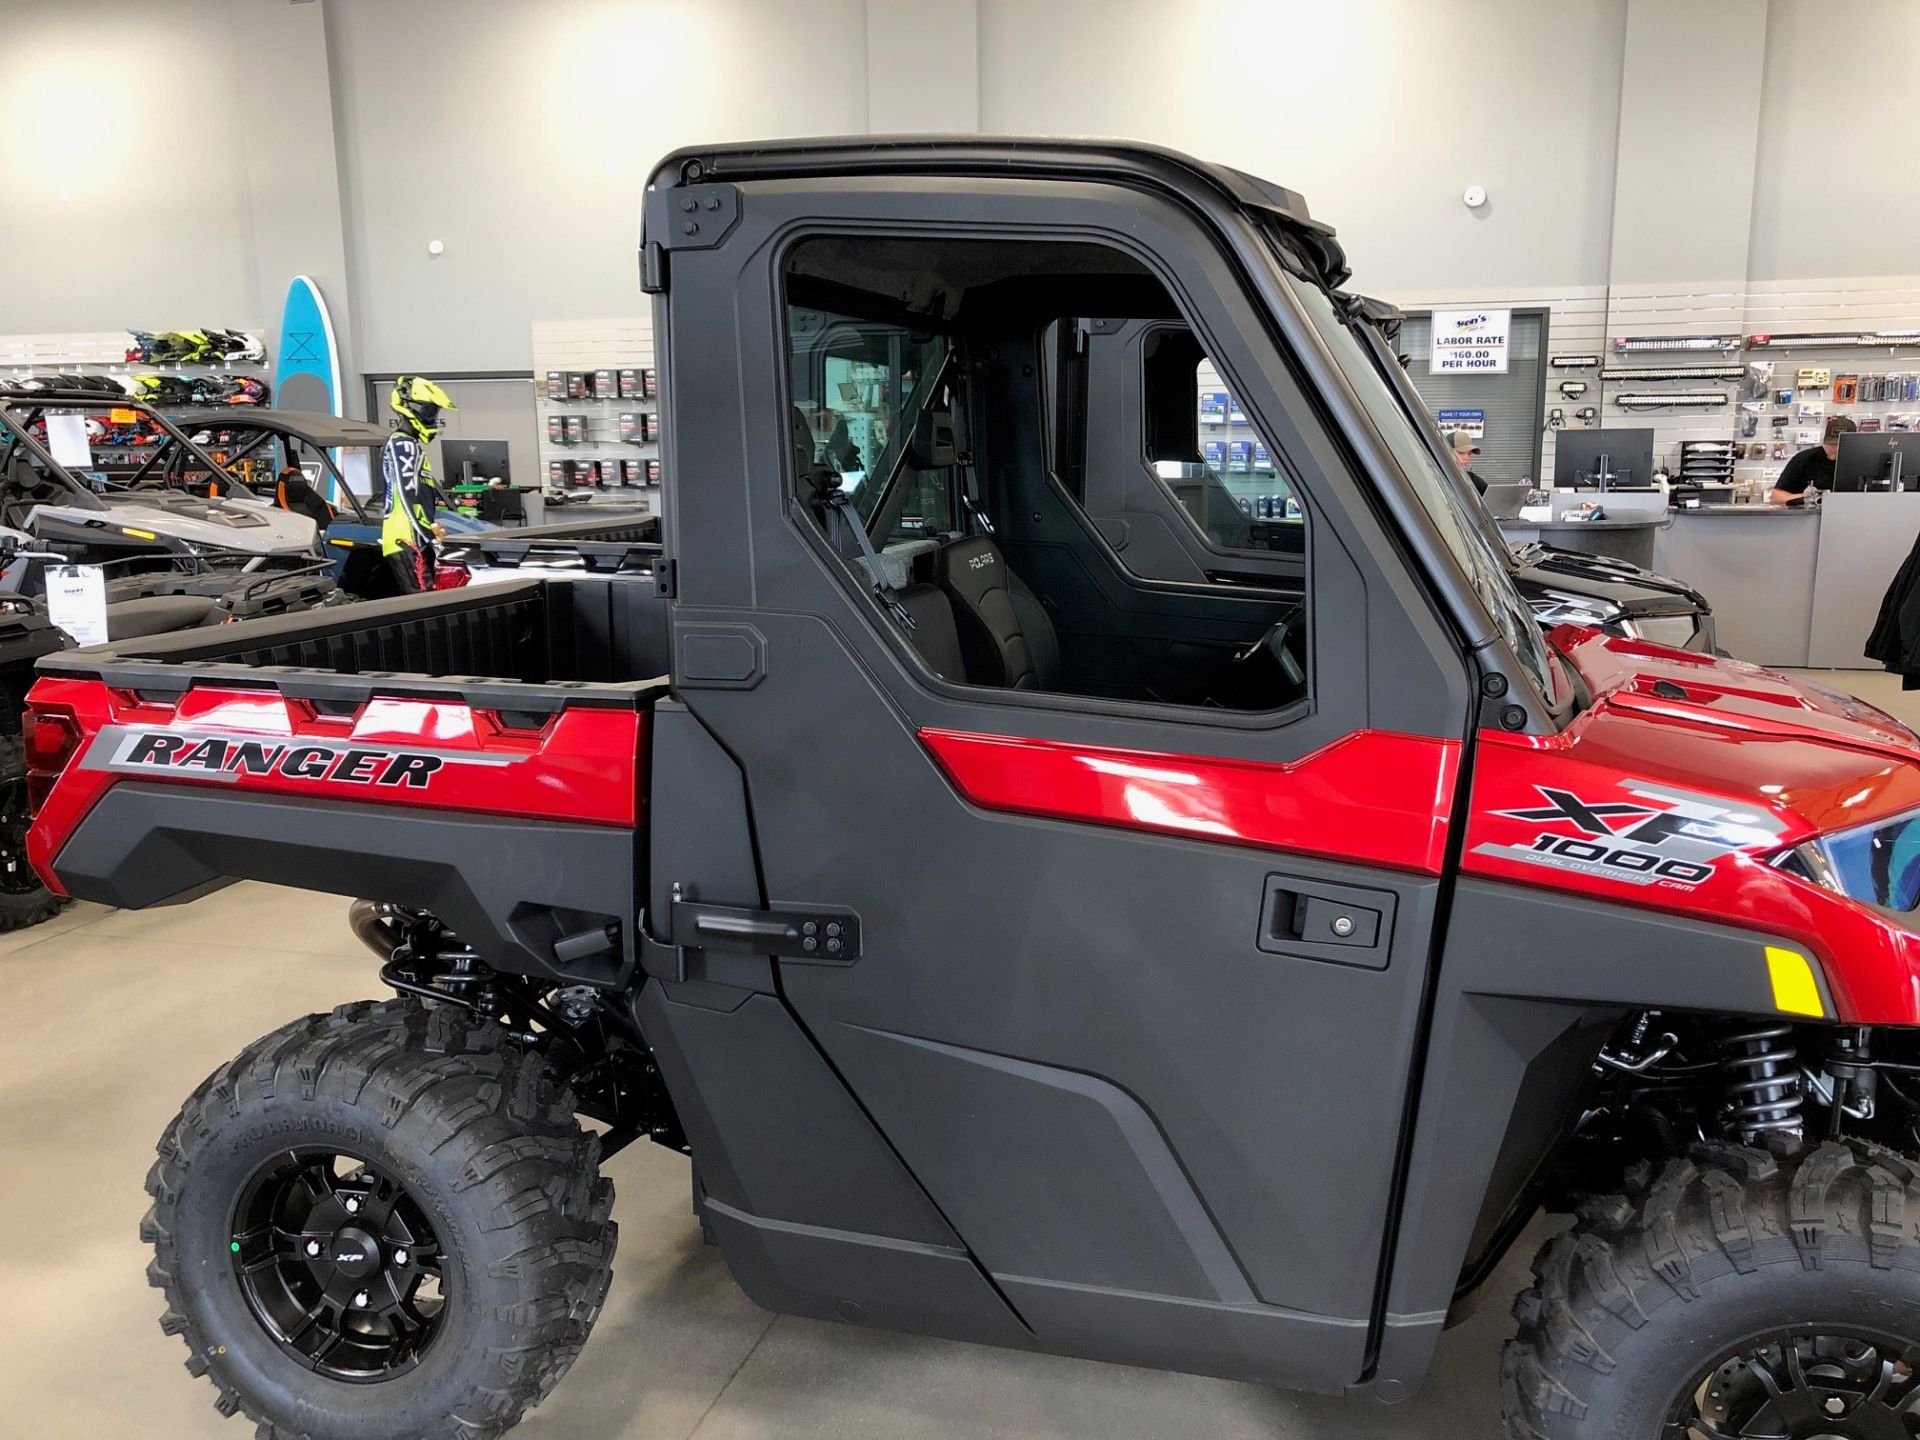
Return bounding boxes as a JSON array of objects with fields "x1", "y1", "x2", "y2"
[
  {"x1": 647, "y1": 161, "x2": 1478, "y2": 1390},
  {"x1": 1072, "y1": 316, "x2": 1307, "y2": 591}
]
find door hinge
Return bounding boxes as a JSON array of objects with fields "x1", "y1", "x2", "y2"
[
  {"x1": 640, "y1": 241, "x2": 667, "y2": 294},
  {"x1": 642, "y1": 182, "x2": 743, "y2": 259}
]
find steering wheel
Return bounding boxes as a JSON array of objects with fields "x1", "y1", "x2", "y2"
[{"x1": 1231, "y1": 602, "x2": 1307, "y2": 689}]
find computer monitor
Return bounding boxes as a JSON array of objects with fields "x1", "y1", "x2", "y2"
[
  {"x1": 1833, "y1": 432, "x2": 1920, "y2": 493},
  {"x1": 441, "y1": 440, "x2": 511, "y2": 485},
  {"x1": 1553, "y1": 428, "x2": 1655, "y2": 490}
]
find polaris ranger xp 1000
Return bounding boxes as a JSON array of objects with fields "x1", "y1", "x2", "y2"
[{"x1": 25, "y1": 139, "x2": 1920, "y2": 1440}]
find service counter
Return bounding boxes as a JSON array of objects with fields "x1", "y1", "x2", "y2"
[
  {"x1": 1501, "y1": 495, "x2": 1920, "y2": 670},
  {"x1": 1652, "y1": 507, "x2": 1820, "y2": 667},
  {"x1": 1496, "y1": 516, "x2": 1662, "y2": 569}
]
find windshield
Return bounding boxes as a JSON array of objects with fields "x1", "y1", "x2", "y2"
[{"x1": 1270, "y1": 250, "x2": 1556, "y2": 701}]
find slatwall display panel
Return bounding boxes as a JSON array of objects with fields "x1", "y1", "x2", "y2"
[
  {"x1": 530, "y1": 316, "x2": 658, "y2": 513},
  {"x1": 1741, "y1": 275, "x2": 1920, "y2": 487},
  {"x1": 1377, "y1": 285, "x2": 1611, "y2": 489},
  {"x1": 1600, "y1": 282, "x2": 1750, "y2": 485},
  {"x1": 1192, "y1": 358, "x2": 1298, "y2": 513},
  {"x1": 0, "y1": 330, "x2": 269, "y2": 387}
]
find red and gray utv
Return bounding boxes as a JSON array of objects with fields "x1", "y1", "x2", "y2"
[{"x1": 25, "y1": 139, "x2": 1920, "y2": 1440}]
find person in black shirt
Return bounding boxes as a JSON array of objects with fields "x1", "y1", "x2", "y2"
[
  {"x1": 1448, "y1": 430, "x2": 1489, "y2": 495},
  {"x1": 1771, "y1": 415, "x2": 1857, "y2": 503}
]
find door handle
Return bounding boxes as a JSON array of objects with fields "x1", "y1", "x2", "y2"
[{"x1": 1257, "y1": 874, "x2": 1395, "y2": 970}]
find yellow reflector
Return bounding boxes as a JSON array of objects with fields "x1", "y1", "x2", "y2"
[
  {"x1": 1765, "y1": 947, "x2": 1825, "y2": 1018},
  {"x1": 329, "y1": 538, "x2": 355, "y2": 548},
  {"x1": 120, "y1": 527, "x2": 157, "y2": 540}
]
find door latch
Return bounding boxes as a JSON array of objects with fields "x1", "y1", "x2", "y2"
[
  {"x1": 1257, "y1": 874, "x2": 1396, "y2": 969},
  {"x1": 638, "y1": 888, "x2": 862, "y2": 983}
]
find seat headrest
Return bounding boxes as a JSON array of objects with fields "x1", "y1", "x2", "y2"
[{"x1": 909, "y1": 410, "x2": 957, "y2": 470}]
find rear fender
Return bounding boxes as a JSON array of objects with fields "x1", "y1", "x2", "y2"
[{"x1": 27, "y1": 675, "x2": 647, "y2": 987}]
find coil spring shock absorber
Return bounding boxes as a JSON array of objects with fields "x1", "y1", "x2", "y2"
[{"x1": 1720, "y1": 1023, "x2": 1804, "y2": 1143}]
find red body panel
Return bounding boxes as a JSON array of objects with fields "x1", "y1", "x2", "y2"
[
  {"x1": 919, "y1": 727, "x2": 1462, "y2": 876},
  {"x1": 1465, "y1": 629, "x2": 1920, "y2": 1025},
  {"x1": 26, "y1": 676, "x2": 642, "y2": 896}
]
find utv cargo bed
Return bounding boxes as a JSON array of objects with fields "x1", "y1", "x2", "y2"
[
  {"x1": 27, "y1": 571, "x2": 669, "y2": 987},
  {"x1": 36, "y1": 570, "x2": 670, "y2": 709}
]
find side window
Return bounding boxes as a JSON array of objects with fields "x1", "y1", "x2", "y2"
[
  {"x1": 786, "y1": 305, "x2": 952, "y2": 543},
  {"x1": 783, "y1": 234, "x2": 1307, "y2": 716},
  {"x1": 1142, "y1": 328, "x2": 1303, "y2": 556}
]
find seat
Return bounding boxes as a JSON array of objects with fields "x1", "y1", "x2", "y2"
[
  {"x1": 895, "y1": 583, "x2": 967, "y2": 681},
  {"x1": 936, "y1": 535, "x2": 1059, "y2": 690},
  {"x1": 274, "y1": 474, "x2": 335, "y2": 528}
]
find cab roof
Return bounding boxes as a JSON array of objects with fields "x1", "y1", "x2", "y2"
[
  {"x1": 646, "y1": 134, "x2": 1349, "y2": 288},
  {"x1": 170, "y1": 409, "x2": 391, "y2": 448}
]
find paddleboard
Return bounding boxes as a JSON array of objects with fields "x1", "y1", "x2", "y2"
[{"x1": 275, "y1": 276, "x2": 343, "y2": 498}]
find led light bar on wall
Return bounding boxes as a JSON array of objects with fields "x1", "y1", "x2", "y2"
[
  {"x1": 1551, "y1": 354, "x2": 1600, "y2": 369},
  {"x1": 1597, "y1": 364, "x2": 1745, "y2": 382},
  {"x1": 1612, "y1": 335, "x2": 1742, "y2": 353},
  {"x1": 1747, "y1": 332, "x2": 1920, "y2": 351},
  {"x1": 1612, "y1": 391, "x2": 1731, "y2": 409}
]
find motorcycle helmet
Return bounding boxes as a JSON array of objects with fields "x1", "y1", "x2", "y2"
[
  {"x1": 221, "y1": 376, "x2": 269, "y2": 406},
  {"x1": 144, "y1": 332, "x2": 197, "y2": 363},
  {"x1": 389, "y1": 375, "x2": 457, "y2": 441},
  {"x1": 132, "y1": 374, "x2": 198, "y2": 406}
]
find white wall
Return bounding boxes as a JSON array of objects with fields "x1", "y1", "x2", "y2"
[
  {"x1": 0, "y1": 0, "x2": 262, "y2": 331},
  {"x1": 978, "y1": 0, "x2": 1630, "y2": 295},
  {"x1": 1748, "y1": 0, "x2": 1920, "y2": 283},
  {"x1": 7, "y1": 0, "x2": 1920, "y2": 385},
  {"x1": 326, "y1": 0, "x2": 869, "y2": 373}
]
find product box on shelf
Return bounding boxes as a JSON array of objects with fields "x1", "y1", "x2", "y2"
[
  {"x1": 645, "y1": 458, "x2": 660, "y2": 484},
  {"x1": 547, "y1": 416, "x2": 569, "y2": 446},
  {"x1": 564, "y1": 415, "x2": 588, "y2": 444},
  {"x1": 545, "y1": 372, "x2": 566, "y2": 401}
]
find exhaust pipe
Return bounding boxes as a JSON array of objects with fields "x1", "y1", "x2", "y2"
[{"x1": 348, "y1": 899, "x2": 405, "y2": 961}]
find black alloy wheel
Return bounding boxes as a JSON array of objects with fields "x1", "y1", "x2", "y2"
[
  {"x1": 229, "y1": 1149, "x2": 447, "y2": 1382},
  {"x1": 1666, "y1": 1330, "x2": 1920, "y2": 1439}
]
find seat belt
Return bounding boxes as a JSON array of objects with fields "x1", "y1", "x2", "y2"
[
  {"x1": 821, "y1": 482, "x2": 916, "y2": 631},
  {"x1": 948, "y1": 379, "x2": 994, "y2": 537}
]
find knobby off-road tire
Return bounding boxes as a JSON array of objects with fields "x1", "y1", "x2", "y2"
[
  {"x1": 0, "y1": 736, "x2": 67, "y2": 932},
  {"x1": 141, "y1": 998, "x2": 617, "y2": 1440},
  {"x1": 1503, "y1": 1137, "x2": 1920, "y2": 1438}
]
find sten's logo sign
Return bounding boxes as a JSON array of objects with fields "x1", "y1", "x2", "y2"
[
  {"x1": 1430, "y1": 306, "x2": 1511, "y2": 375},
  {"x1": 89, "y1": 725, "x2": 515, "y2": 789}
]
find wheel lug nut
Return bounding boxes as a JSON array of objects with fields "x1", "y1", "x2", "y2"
[
  {"x1": 344, "y1": 1197, "x2": 360, "y2": 1214},
  {"x1": 1826, "y1": 1396, "x2": 1846, "y2": 1415},
  {"x1": 305, "y1": 1240, "x2": 320, "y2": 1257},
  {"x1": 353, "y1": 1290, "x2": 370, "y2": 1309},
  {"x1": 393, "y1": 1249, "x2": 409, "y2": 1267}
]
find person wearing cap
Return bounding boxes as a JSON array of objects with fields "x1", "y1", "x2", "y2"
[
  {"x1": 1770, "y1": 415, "x2": 1858, "y2": 504},
  {"x1": 1448, "y1": 430, "x2": 1489, "y2": 495}
]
